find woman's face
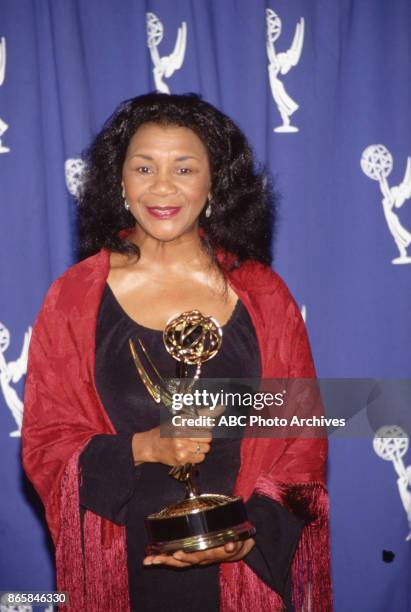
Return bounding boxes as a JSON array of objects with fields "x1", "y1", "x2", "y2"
[{"x1": 122, "y1": 122, "x2": 212, "y2": 243}]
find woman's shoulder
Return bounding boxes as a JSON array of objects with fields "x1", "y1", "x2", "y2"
[
  {"x1": 230, "y1": 260, "x2": 304, "y2": 326},
  {"x1": 39, "y1": 250, "x2": 110, "y2": 314},
  {"x1": 229, "y1": 259, "x2": 294, "y2": 299}
]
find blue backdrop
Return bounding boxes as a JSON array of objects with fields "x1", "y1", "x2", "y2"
[{"x1": 1, "y1": 1, "x2": 410, "y2": 610}]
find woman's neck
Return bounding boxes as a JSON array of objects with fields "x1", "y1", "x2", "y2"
[{"x1": 127, "y1": 226, "x2": 212, "y2": 274}]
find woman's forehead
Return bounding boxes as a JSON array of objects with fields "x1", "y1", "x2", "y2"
[{"x1": 125, "y1": 122, "x2": 210, "y2": 161}]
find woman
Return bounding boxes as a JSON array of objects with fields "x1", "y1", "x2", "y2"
[{"x1": 22, "y1": 92, "x2": 331, "y2": 611}]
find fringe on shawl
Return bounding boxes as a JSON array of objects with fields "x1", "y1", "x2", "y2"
[
  {"x1": 220, "y1": 561, "x2": 285, "y2": 612},
  {"x1": 255, "y1": 478, "x2": 333, "y2": 612},
  {"x1": 55, "y1": 447, "x2": 129, "y2": 611},
  {"x1": 54, "y1": 448, "x2": 331, "y2": 611}
]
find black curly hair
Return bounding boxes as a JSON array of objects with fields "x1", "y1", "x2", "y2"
[{"x1": 77, "y1": 92, "x2": 276, "y2": 267}]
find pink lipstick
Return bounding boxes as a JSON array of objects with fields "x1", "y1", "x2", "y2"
[{"x1": 146, "y1": 206, "x2": 181, "y2": 219}]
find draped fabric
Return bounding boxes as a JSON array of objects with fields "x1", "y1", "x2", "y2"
[
  {"x1": 22, "y1": 249, "x2": 330, "y2": 611},
  {"x1": 1, "y1": 2, "x2": 410, "y2": 611}
]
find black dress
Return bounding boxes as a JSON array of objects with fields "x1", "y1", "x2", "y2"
[{"x1": 79, "y1": 284, "x2": 303, "y2": 611}]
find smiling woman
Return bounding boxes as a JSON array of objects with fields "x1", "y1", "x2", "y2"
[
  {"x1": 121, "y1": 123, "x2": 212, "y2": 243},
  {"x1": 76, "y1": 92, "x2": 274, "y2": 266},
  {"x1": 22, "y1": 92, "x2": 332, "y2": 612},
  {"x1": 108, "y1": 119, "x2": 239, "y2": 331}
]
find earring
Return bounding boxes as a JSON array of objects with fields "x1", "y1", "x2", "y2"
[
  {"x1": 121, "y1": 185, "x2": 130, "y2": 211},
  {"x1": 205, "y1": 197, "x2": 212, "y2": 218}
]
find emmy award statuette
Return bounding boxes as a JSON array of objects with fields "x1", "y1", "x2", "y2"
[{"x1": 129, "y1": 310, "x2": 256, "y2": 554}]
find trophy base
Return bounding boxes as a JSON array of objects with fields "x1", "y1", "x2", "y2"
[
  {"x1": 274, "y1": 125, "x2": 299, "y2": 133},
  {"x1": 392, "y1": 256, "x2": 411, "y2": 264},
  {"x1": 145, "y1": 493, "x2": 256, "y2": 554}
]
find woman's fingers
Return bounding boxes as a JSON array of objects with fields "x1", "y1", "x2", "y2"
[
  {"x1": 147, "y1": 416, "x2": 215, "y2": 466},
  {"x1": 169, "y1": 435, "x2": 212, "y2": 464},
  {"x1": 137, "y1": 424, "x2": 214, "y2": 467},
  {"x1": 143, "y1": 554, "x2": 191, "y2": 568},
  {"x1": 143, "y1": 539, "x2": 255, "y2": 568},
  {"x1": 172, "y1": 541, "x2": 244, "y2": 565},
  {"x1": 198, "y1": 404, "x2": 226, "y2": 419},
  {"x1": 172, "y1": 439, "x2": 205, "y2": 464},
  {"x1": 190, "y1": 440, "x2": 210, "y2": 454},
  {"x1": 189, "y1": 432, "x2": 212, "y2": 443}
]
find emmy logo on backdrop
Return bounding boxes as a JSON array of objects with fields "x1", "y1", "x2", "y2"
[
  {"x1": 266, "y1": 10, "x2": 304, "y2": 133},
  {"x1": 300, "y1": 304, "x2": 307, "y2": 323},
  {"x1": 0, "y1": 322, "x2": 32, "y2": 437},
  {"x1": 0, "y1": 36, "x2": 10, "y2": 153},
  {"x1": 361, "y1": 144, "x2": 411, "y2": 264},
  {"x1": 65, "y1": 158, "x2": 86, "y2": 199},
  {"x1": 374, "y1": 425, "x2": 411, "y2": 542},
  {"x1": 146, "y1": 12, "x2": 187, "y2": 94}
]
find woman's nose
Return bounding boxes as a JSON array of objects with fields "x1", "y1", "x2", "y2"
[{"x1": 149, "y1": 171, "x2": 177, "y2": 195}]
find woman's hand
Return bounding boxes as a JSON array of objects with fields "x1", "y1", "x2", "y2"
[
  {"x1": 143, "y1": 538, "x2": 255, "y2": 568},
  {"x1": 132, "y1": 406, "x2": 225, "y2": 467},
  {"x1": 132, "y1": 425, "x2": 211, "y2": 467}
]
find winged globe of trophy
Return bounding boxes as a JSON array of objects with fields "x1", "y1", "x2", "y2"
[{"x1": 129, "y1": 309, "x2": 255, "y2": 554}]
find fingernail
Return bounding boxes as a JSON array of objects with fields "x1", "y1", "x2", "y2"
[{"x1": 152, "y1": 558, "x2": 162, "y2": 564}]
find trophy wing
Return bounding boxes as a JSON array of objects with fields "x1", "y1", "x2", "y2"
[
  {"x1": 11, "y1": 327, "x2": 32, "y2": 382},
  {"x1": 0, "y1": 37, "x2": 6, "y2": 86},
  {"x1": 129, "y1": 338, "x2": 175, "y2": 407},
  {"x1": 266, "y1": 37, "x2": 277, "y2": 66},
  {"x1": 164, "y1": 22, "x2": 187, "y2": 76},
  {"x1": 279, "y1": 18, "x2": 304, "y2": 74},
  {"x1": 395, "y1": 157, "x2": 411, "y2": 208}
]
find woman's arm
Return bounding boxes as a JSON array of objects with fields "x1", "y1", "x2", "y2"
[
  {"x1": 79, "y1": 426, "x2": 212, "y2": 523},
  {"x1": 243, "y1": 494, "x2": 304, "y2": 598},
  {"x1": 79, "y1": 433, "x2": 136, "y2": 524}
]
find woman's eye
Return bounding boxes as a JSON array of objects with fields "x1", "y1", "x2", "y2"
[
  {"x1": 178, "y1": 168, "x2": 192, "y2": 175},
  {"x1": 137, "y1": 166, "x2": 152, "y2": 174}
]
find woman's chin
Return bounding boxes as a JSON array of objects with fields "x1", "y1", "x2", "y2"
[{"x1": 136, "y1": 220, "x2": 199, "y2": 243}]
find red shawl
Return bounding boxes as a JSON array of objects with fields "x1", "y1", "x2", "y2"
[{"x1": 22, "y1": 248, "x2": 332, "y2": 611}]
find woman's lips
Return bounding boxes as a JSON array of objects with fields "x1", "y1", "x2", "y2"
[{"x1": 146, "y1": 206, "x2": 182, "y2": 219}]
